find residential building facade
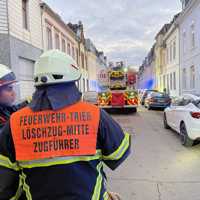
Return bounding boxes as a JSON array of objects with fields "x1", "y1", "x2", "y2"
[
  {"x1": 154, "y1": 24, "x2": 170, "y2": 92},
  {"x1": 163, "y1": 14, "x2": 180, "y2": 97},
  {"x1": 96, "y1": 52, "x2": 108, "y2": 91},
  {"x1": 0, "y1": 0, "x2": 42, "y2": 100},
  {"x1": 0, "y1": 0, "x2": 100, "y2": 100},
  {"x1": 85, "y1": 39, "x2": 99, "y2": 91},
  {"x1": 137, "y1": 45, "x2": 156, "y2": 90},
  {"x1": 145, "y1": 46, "x2": 156, "y2": 90},
  {"x1": 137, "y1": 65, "x2": 145, "y2": 89},
  {"x1": 85, "y1": 44, "x2": 108, "y2": 92},
  {"x1": 137, "y1": 0, "x2": 200, "y2": 98},
  {"x1": 41, "y1": 3, "x2": 89, "y2": 93},
  {"x1": 68, "y1": 22, "x2": 89, "y2": 93},
  {"x1": 178, "y1": 0, "x2": 200, "y2": 95}
]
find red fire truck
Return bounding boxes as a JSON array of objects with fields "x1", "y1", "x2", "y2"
[{"x1": 98, "y1": 62, "x2": 138, "y2": 112}]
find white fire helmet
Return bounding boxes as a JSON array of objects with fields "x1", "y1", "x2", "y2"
[
  {"x1": 0, "y1": 64, "x2": 17, "y2": 87},
  {"x1": 34, "y1": 50, "x2": 81, "y2": 86}
]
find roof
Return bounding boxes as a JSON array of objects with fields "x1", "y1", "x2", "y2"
[
  {"x1": 155, "y1": 24, "x2": 171, "y2": 39},
  {"x1": 155, "y1": 12, "x2": 181, "y2": 40},
  {"x1": 40, "y1": 2, "x2": 77, "y2": 39}
]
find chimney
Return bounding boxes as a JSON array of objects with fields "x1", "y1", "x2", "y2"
[{"x1": 104, "y1": 56, "x2": 107, "y2": 65}]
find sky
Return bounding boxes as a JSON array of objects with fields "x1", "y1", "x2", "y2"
[{"x1": 43, "y1": 0, "x2": 182, "y2": 68}]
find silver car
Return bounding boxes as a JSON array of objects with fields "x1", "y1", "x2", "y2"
[{"x1": 82, "y1": 91, "x2": 98, "y2": 105}]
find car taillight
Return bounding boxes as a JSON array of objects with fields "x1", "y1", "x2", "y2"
[
  {"x1": 149, "y1": 98, "x2": 155, "y2": 102},
  {"x1": 190, "y1": 112, "x2": 200, "y2": 119}
]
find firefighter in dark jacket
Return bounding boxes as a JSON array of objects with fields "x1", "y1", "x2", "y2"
[
  {"x1": 0, "y1": 64, "x2": 27, "y2": 200},
  {"x1": 0, "y1": 64, "x2": 19, "y2": 129},
  {"x1": 0, "y1": 50, "x2": 131, "y2": 200}
]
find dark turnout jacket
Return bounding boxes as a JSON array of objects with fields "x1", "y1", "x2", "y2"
[
  {"x1": 0, "y1": 101, "x2": 28, "y2": 200},
  {"x1": 0, "y1": 83, "x2": 131, "y2": 200}
]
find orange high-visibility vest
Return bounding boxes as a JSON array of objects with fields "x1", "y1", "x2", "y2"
[{"x1": 10, "y1": 102, "x2": 100, "y2": 161}]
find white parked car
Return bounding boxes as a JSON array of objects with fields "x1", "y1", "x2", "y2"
[{"x1": 163, "y1": 94, "x2": 200, "y2": 147}]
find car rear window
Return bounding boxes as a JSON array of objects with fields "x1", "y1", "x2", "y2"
[
  {"x1": 151, "y1": 92, "x2": 167, "y2": 97},
  {"x1": 144, "y1": 90, "x2": 156, "y2": 96}
]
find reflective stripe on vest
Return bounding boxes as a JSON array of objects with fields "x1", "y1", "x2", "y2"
[
  {"x1": 102, "y1": 132, "x2": 130, "y2": 160},
  {"x1": 0, "y1": 154, "x2": 20, "y2": 171},
  {"x1": 20, "y1": 172, "x2": 32, "y2": 200},
  {"x1": 103, "y1": 192, "x2": 109, "y2": 200},
  {"x1": 18, "y1": 150, "x2": 102, "y2": 168},
  {"x1": 10, "y1": 102, "x2": 100, "y2": 161},
  {"x1": 92, "y1": 162, "x2": 103, "y2": 200}
]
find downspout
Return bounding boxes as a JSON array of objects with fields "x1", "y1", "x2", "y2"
[
  {"x1": 40, "y1": 5, "x2": 44, "y2": 53},
  {"x1": 6, "y1": 0, "x2": 11, "y2": 67},
  {"x1": 178, "y1": 23, "x2": 181, "y2": 96}
]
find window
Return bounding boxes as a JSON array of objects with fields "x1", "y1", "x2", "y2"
[
  {"x1": 166, "y1": 48, "x2": 169, "y2": 64},
  {"x1": 182, "y1": 68, "x2": 187, "y2": 89},
  {"x1": 190, "y1": 65, "x2": 195, "y2": 89},
  {"x1": 161, "y1": 51, "x2": 165, "y2": 66},
  {"x1": 163, "y1": 75, "x2": 166, "y2": 89},
  {"x1": 170, "y1": 73, "x2": 173, "y2": 90},
  {"x1": 171, "y1": 96, "x2": 188, "y2": 106},
  {"x1": 181, "y1": 96, "x2": 194, "y2": 106},
  {"x1": 85, "y1": 55, "x2": 88, "y2": 70},
  {"x1": 167, "y1": 47, "x2": 170, "y2": 64},
  {"x1": 76, "y1": 48, "x2": 79, "y2": 64},
  {"x1": 159, "y1": 76, "x2": 162, "y2": 89},
  {"x1": 171, "y1": 97, "x2": 187, "y2": 107},
  {"x1": 183, "y1": 31, "x2": 186, "y2": 54},
  {"x1": 150, "y1": 92, "x2": 168, "y2": 98},
  {"x1": 173, "y1": 40, "x2": 176, "y2": 60},
  {"x1": 22, "y1": 0, "x2": 29, "y2": 30},
  {"x1": 83, "y1": 78, "x2": 85, "y2": 92},
  {"x1": 167, "y1": 74, "x2": 169, "y2": 91},
  {"x1": 87, "y1": 79, "x2": 89, "y2": 91},
  {"x1": 61, "y1": 39, "x2": 66, "y2": 52},
  {"x1": 170, "y1": 44, "x2": 172, "y2": 63},
  {"x1": 173, "y1": 72, "x2": 176, "y2": 90},
  {"x1": 171, "y1": 97, "x2": 179, "y2": 106},
  {"x1": 81, "y1": 52, "x2": 85, "y2": 69},
  {"x1": 72, "y1": 47, "x2": 75, "y2": 59},
  {"x1": 55, "y1": 33, "x2": 60, "y2": 49},
  {"x1": 46, "y1": 26, "x2": 52, "y2": 50},
  {"x1": 67, "y1": 43, "x2": 71, "y2": 55},
  {"x1": 191, "y1": 24, "x2": 195, "y2": 49}
]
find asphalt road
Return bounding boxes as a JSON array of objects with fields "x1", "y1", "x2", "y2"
[{"x1": 105, "y1": 106, "x2": 200, "y2": 200}]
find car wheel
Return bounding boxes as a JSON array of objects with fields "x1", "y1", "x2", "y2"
[
  {"x1": 147, "y1": 105, "x2": 151, "y2": 110},
  {"x1": 180, "y1": 123, "x2": 194, "y2": 147},
  {"x1": 163, "y1": 113, "x2": 170, "y2": 129}
]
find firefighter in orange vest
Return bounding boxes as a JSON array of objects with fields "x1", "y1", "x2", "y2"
[{"x1": 0, "y1": 50, "x2": 131, "y2": 200}]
